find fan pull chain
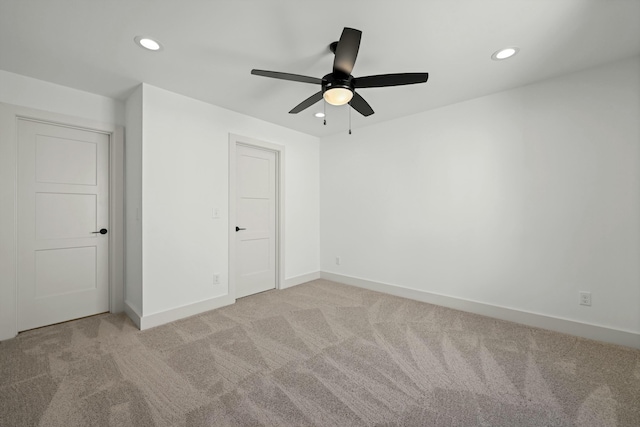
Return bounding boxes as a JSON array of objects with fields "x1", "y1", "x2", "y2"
[
  {"x1": 323, "y1": 101, "x2": 326, "y2": 125},
  {"x1": 349, "y1": 104, "x2": 352, "y2": 135}
]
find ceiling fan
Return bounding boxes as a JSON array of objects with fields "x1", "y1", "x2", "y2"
[{"x1": 251, "y1": 27, "x2": 429, "y2": 117}]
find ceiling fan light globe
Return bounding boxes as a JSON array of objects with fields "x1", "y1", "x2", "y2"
[{"x1": 323, "y1": 88, "x2": 353, "y2": 106}]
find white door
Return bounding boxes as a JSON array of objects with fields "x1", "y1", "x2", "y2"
[
  {"x1": 17, "y1": 119, "x2": 110, "y2": 331},
  {"x1": 235, "y1": 144, "x2": 277, "y2": 298}
]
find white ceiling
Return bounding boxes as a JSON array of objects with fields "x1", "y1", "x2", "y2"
[{"x1": 1, "y1": 0, "x2": 639, "y2": 137}]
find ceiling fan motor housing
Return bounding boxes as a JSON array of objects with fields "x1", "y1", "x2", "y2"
[{"x1": 322, "y1": 73, "x2": 354, "y2": 95}]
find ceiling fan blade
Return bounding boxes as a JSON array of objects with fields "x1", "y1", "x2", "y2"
[
  {"x1": 349, "y1": 92, "x2": 374, "y2": 117},
  {"x1": 354, "y1": 73, "x2": 429, "y2": 88},
  {"x1": 333, "y1": 27, "x2": 362, "y2": 76},
  {"x1": 251, "y1": 69, "x2": 322, "y2": 85},
  {"x1": 289, "y1": 91, "x2": 323, "y2": 114}
]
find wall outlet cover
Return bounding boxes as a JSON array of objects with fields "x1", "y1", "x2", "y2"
[{"x1": 579, "y1": 291, "x2": 592, "y2": 306}]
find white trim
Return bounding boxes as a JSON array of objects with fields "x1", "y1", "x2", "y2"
[
  {"x1": 139, "y1": 295, "x2": 234, "y2": 330},
  {"x1": 282, "y1": 271, "x2": 321, "y2": 289},
  {"x1": 124, "y1": 300, "x2": 142, "y2": 329},
  {"x1": 228, "y1": 133, "x2": 285, "y2": 299},
  {"x1": 0, "y1": 103, "x2": 124, "y2": 340},
  {"x1": 320, "y1": 271, "x2": 640, "y2": 349}
]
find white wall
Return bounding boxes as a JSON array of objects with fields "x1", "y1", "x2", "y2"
[
  {"x1": 320, "y1": 56, "x2": 640, "y2": 336},
  {"x1": 0, "y1": 71, "x2": 125, "y2": 340},
  {"x1": 139, "y1": 84, "x2": 320, "y2": 318},
  {"x1": 0, "y1": 70, "x2": 125, "y2": 125},
  {"x1": 124, "y1": 85, "x2": 143, "y2": 316}
]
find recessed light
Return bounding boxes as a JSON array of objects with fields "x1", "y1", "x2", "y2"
[
  {"x1": 491, "y1": 47, "x2": 519, "y2": 61},
  {"x1": 314, "y1": 112, "x2": 325, "y2": 118},
  {"x1": 134, "y1": 36, "x2": 162, "y2": 51}
]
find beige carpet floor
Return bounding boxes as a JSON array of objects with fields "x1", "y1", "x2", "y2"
[{"x1": 1, "y1": 279, "x2": 639, "y2": 426}]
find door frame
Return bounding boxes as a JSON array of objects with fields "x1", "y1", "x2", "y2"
[
  {"x1": 228, "y1": 133, "x2": 285, "y2": 300},
  {"x1": 0, "y1": 103, "x2": 124, "y2": 339}
]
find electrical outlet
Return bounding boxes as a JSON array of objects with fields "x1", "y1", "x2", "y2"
[
  {"x1": 335, "y1": 256, "x2": 341, "y2": 265},
  {"x1": 213, "y1": 273, "x2": 220, "y2": 285},
  {"x1": 579, "y1": 291, "x2": 591, "y2": 306}
]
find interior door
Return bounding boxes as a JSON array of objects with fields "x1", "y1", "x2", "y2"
[
  {"x1": 235, "y1": 144, "x2": 277, "y2": 298},
  {"x1": 17, "y1": 118, "x2": 110, "y2": 331}
]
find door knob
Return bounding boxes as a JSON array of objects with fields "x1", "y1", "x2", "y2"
[
  {"x1": 235, "y1": 226, "x2": 246, "y2": 232},
  {"x1": 92, "y1": 228, "x2": 108, "y2": 235}
]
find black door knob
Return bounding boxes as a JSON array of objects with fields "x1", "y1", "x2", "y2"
[
  {"x1": 92, "y1": 228, "x2": 108, "y2": 235},
  {"x1": 235, "y1": 226, "x2": 246, "y2": 232}
]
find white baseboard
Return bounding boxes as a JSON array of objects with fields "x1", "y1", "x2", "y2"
[
  {"x1": 125, "y1": 271, "x2": 322, "y2": 331},
  {"x1": 320, "y1": 271, "x2": 640, "y2": 350},
  {"x1": 282, "y1": 271, "x2": 321, "y2": 289},
  {"x1": 123, "y1": 300, "x2": 142, "y2": 329},
  {"x1": 139, "y1": 295, "x2": 235, "y2": 330}
]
